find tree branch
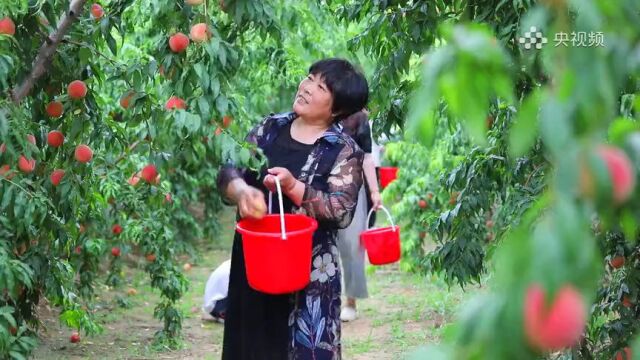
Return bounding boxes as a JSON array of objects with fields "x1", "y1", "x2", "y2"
[
  {"x1": 115, "y1": 141, "x2": 141, "y2": 164},
  {"x1": 11, "y1": 0, "x2": 89, "y2": 104},
  {"x1": 62, "y1": 39, "x2": 127, "y2": 68}
]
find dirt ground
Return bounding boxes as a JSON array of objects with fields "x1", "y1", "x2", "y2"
[{"x1": 31, "y1": 209, "x2": 472, "y2": 360}]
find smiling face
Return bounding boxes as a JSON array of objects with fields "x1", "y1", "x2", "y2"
[{"x1": 292, "y1": 73, "x2": 334, "y2": 124}]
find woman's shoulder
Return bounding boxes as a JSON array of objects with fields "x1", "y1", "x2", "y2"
[
  {"x1": 327, "y1": 127, "x2": 363, "y2": 156},
  {"x1": 265, "y1": 111, "x2": 297, "y2": 125},
  {"x1": 248, "y1": 111, "x2": 296, "y2": 142}
]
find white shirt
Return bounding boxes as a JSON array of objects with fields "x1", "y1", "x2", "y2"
[{"x1": 202, "y1": 259, "x2": 231, "y2": 314}]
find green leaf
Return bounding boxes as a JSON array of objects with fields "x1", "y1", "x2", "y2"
[
  {"x1": 78, "y1": 47, "x2": 91, "y2": 65},
  {"x1": 539, "y1": 95, "x2": 572, "y2": 156},
  {"x1": 218, "y1": 45, "x2": 227, "y2": 67},
  {"x1": 621, "y1": 209, "x2": 637, "y2": 244},
  {"x1": 14, "y1": 192, "x2": 25, "y2": 219},
  {"x1": 0, "y1": 306, "x2": 14, "y2": 315},
  {"x1": 105, "y1": 32, "x2": 118, "y2": 56},
  {"x1": 69, "y1": 115, "x2": 85, "y2": 140},
  {"x1": 18, "y1": 336, "x2": 37, "y2": 348},
  {"x1": 239, "y1": 148, "x2": 250, "y2": 164},
  {"x1": 194, "y1": 63, "x2": 209, "y2": 90},
  {"x1": 198, "y1": 97, "x2": 210, "y2": 118},
  {"x1": 9, "y1": 351, "x2": 27, "y2": 360},
  {"x1": 1, "y1": 184, "x2": 14, "y2": 210},
  {"x1": 216, "y1": 95, "x2": 229, "y2": 114},
  {"x1": 1, "y1": 311, "x2": 17, "y2": 328},
  {"x1": 509, "y1": 89, "x2": 541, "y2": 157},
  {"x1": 211, "y1": 77, "x2": 220, "y2": 98},
  {"x1": 132, "y1": 70, "x2": 142, "y2": 89},
  {"x1": 608, "y1": 117, "x2": 639, "y2": 145},
  {"x1": 60, "y1": 309, "x2": 82, "y2": 329}
]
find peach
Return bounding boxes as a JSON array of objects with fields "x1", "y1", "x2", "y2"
[
  {"x1": 74, "y1": 144, "x2": 93, "y2": 163},
  {"x1": 190, "y1": 23, "x2": 210, "y2": 43},
  {"x1": 120, "y1": 91, "x2": 135, "y2": 109},
  {"x1": 169, "y1": 32, "x2": 189, "y2": 53},
  {"x1": 127, "y1": 288, "x2": 138, "y2": 296},
  {"x1": 141, "y1": 164, "x2": 157, "y2": 183},
  {"x1": 47, "y1": 130, "x2": 64, "y2": 147},
  {"x1": 128, "y1": 171, "x2": 141, "y2": 186},
  {"x1": 50, "y1": 169, "x2": 65, "y2": 186},
  {"x1": 0, "y1": 165, "x2": 15, "y2": 179},
  {"x1": 111, "y1": 247, "x2": 120, "y2": 257},
  {"x1": 18, "y1": 156, "x2": 35, "y2": 173},
  {"x1": 165, "y1": 96, "x2": 186, "y2": 110},
  {"x1": 0, "y1": 17, "x2": 15, "y2": 36},
  {"x1": 91, "y1": 4, "x2": 104, "y2": 19},
  {"x1": 68, "y1": 80, "x2": 87, "y2": 100},
  {"x1": 70, "y1": 332, "x2": 80, "y2": 343},
  {"x1": 615, "y1": 347, "x2": 632, "y2": 360},
  {"x1": 524, "y1": 284, "x2": 586, "y2": 351},
  {"x1": 222, "y1": 115, "x2": 232, "y2": 128},
  {"x1": 610, "y1": 256, "x2": 625, "y2": 269},
  {"x1": 598, "y1": 146, "x2": 635, "y2": 204},
  {"x1": 582, "y1": 146, "x2": 636, "y2": 204},
  {"x1": 46, "y1": 101, "x2": 64, "y2": 118}
]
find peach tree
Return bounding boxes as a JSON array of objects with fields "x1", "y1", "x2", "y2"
[
  {"x1": 0, "y1": 0, "x2": 277, "y2": 357},
  {"x1": 330, "y1": 0, "x2": 640, "y2": 358}
]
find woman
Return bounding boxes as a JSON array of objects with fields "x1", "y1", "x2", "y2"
[
  {"x1": 217, "y1": 58, "x2": 369, "y2": 359},
  {"x1": 336, "y1": 110, "x2": 382, "y2": 322}
]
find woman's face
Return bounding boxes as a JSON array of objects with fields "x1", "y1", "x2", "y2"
[{"x1": 293, "y1": 73, "x2": 334, "y2": 123}]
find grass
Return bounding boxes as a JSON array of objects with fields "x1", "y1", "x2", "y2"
[
  {"x1": 340, "y1": 266, "x2": 473, "y2": 359},
  {"x1": 32, "y1": 207, "x2": 478, "y2": 360}
]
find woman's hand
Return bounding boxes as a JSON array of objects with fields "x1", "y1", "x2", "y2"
[
  {"x1": 370, "y1": 190, "x2": 382, "y2": 210},
  {"x1": 236, "y1": 185, "x2": 267, "y2": 220},
  {"x1": 263, "y1": 167, "x2": 298, "y2": 195}
]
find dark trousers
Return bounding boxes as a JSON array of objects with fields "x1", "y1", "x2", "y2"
[{"x1": 210, "y1": 296, "x2": 228, "y2": 319}]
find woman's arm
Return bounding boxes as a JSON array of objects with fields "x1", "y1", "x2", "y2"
[
  {"x1": 216, "y1": 115, "x2": 273, "y2": 218},
  {"x1": 266, "y1": 143, "x2": 364, "y2": 229},
  {"x1": 225, "y1": 177, "x2": 267, "y2": 219},
  {"x1": 363, "y1": 153, "x2": 381, "y2": 209}
]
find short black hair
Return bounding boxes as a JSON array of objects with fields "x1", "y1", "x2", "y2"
[{"x1": 308, "y1": 58, "x2": 369, "y2": 122}]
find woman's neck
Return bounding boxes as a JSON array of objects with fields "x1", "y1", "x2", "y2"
[{"x1": 290, "y1": 116, "x2": 331, "y2": 145}]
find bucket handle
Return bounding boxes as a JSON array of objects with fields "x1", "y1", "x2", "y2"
[
  {"x1": 267, "y1": 176, "x2": 287, "y2": 240},
  {"x1": 365, "y1": 205, "x2": 396, "y2": 232}
]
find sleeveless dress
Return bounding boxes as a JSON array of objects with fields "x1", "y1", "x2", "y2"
[{"x1": 217, "y1": 112, "x2": 364, "y2": 360}]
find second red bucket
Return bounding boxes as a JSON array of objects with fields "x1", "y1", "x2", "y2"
[
  {"x1": 379, "y1": 166, "x2": 399, "y2": 189},
  {"x1": 360, "y1": 206, "x2": 401, "y2": 265},
  {"x1": 236, "y1": 177, "x2": 317, "y2": 294}
]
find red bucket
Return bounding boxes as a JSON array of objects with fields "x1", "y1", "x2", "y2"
[
  {"x1": 236, "y1": 178, "x2": 317, "y2": 294},
  {"x1": 360, "y1": 206, "x2": 401, "y2": 265},
  {"x1": 379, "y1": 166, "x2": 399, "y2": 189}
]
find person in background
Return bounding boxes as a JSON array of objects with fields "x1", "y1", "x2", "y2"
[
  {"x1": 336, "y1": 110, "x2": 382, "y2": 322},
  {"x1": 366, "y1": 110, "x2": 382, "y2": 228},
  {"x1": 202, "y1": 259, "x2": 231, "y2": 323}
]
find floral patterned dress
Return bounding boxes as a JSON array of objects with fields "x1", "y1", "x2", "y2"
[{"x1": 217, "y1": 112, "x2": 364, "y2": 360}]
